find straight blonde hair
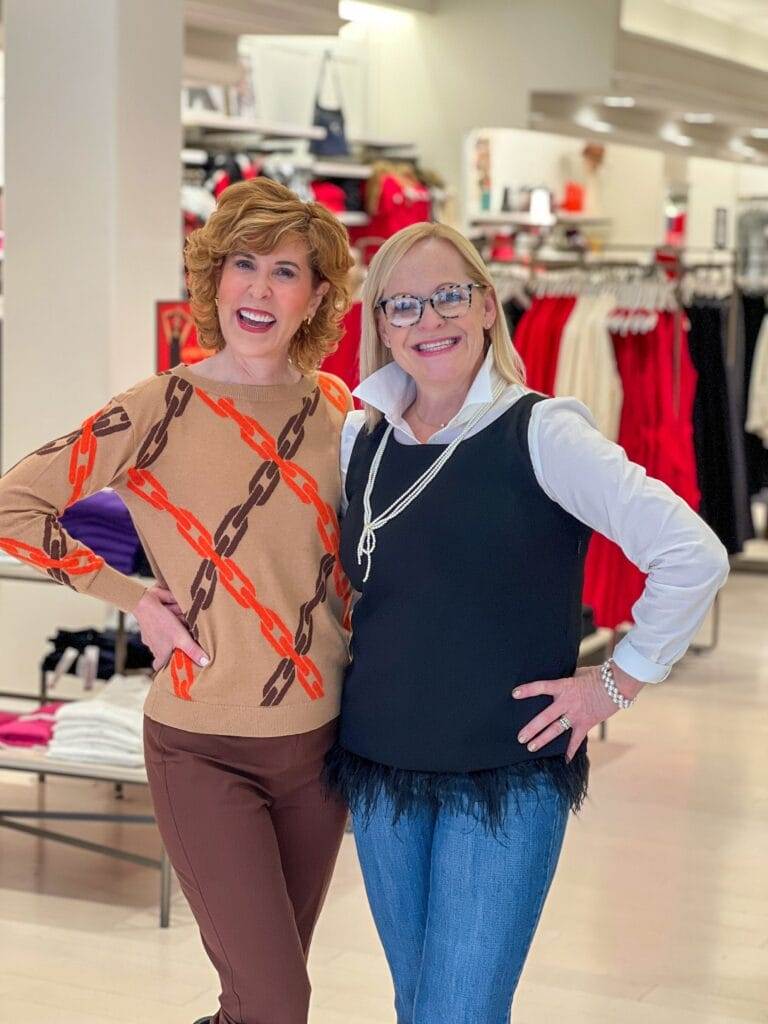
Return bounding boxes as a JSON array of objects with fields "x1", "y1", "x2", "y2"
[{"x1": 360, "y1": 222, "x2": 526, "y2": 430}]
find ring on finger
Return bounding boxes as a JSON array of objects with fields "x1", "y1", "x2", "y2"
[{"x1": 558, "y1": 714, "x2": 572, "y2": 732}]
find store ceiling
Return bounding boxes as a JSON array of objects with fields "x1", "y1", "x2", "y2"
[
  {"x1": 661, "y1": 0, "x2": 768, "y2": 35},
  {"x1": 184, "y1": 0, "x2": 343, "y2": 36},
  {"x1": 531, "y1": 13, "x2": 768, "y2": 165},
  {"x1": 530, "y1": 88, "x2": 768, "y2": 164}
]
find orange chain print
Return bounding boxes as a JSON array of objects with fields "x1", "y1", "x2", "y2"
[
  {"x1": 194, "y1": 388, "x2": 352, "y2": 628},
  {"x1": 170, "y1": 649, "x2": 196, "y2": 701},
  {"x1": 126, "y1": 467, "x2": 324, "y2": 700},
  {"x1": 317, "y1": 372, "x2": 349, "y2": 413},
  {"x1": 0, "y1": 537, "x2": 104, "y2": 576},
  {"x1": 67, "y1": 406, "x2": 105, "y2": 507}
]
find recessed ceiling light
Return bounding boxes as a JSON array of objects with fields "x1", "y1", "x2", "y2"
[
  {"x1": 603, "y1": 96, "x2": 635, "y2": 108},
  {"x1": 661, "y1": 123, "x2": 693, "y2": 147},
  {"x1": 730, "y1": 138, "x2": 759, "y2": 158},
  {"x1": 586, "y1": 119, "x2": 613, "y2": 133},
  {"x1": 749, "y1": 128, "x2": 768, "y2": 139},
  {"x1": 683, "y1": 113, "x2": 715, "y2": 124},
  {"x1": 575, "y1": 106, "x2": 613, "y2": 133}
]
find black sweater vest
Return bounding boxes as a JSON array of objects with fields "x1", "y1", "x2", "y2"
[{"x1": 337, "y1": 393, "x2": 591, "y2": 776}]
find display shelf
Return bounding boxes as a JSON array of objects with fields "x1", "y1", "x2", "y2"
[
  {"x1": 350, "y1": 136, "x2": 417, "y2": 153},
  {"x1": 182, "y1": 111, "x2": 326, "y2": 141},
  {"x1": 337, "y1": 211, "x2": 371, "y2": 227},
  {"x1": 0, "y1": 746, "x2": 148, "y2": 784},
  {"x1": 0, "y1": 557, "x2": 153, "y2": 703},
  {"x1": 470, "y1": 212, "x2": 612, "y2": 229},
  {"x1": 312, "y1": 160, "x2": 372, "y2": 179},
  {"x1": 181, "y1": 147, "x2": 208, "y2": 166}
]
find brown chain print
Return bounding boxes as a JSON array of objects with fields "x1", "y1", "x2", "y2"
[
  {"x1": 261, "y1": 552, "x2": 335, "y2": 706},
  {"x1": 34, "y1": 406, "x2": 131, "y2": 458}
]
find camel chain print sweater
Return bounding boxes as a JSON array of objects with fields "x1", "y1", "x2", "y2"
[{"x1": 0, "y1": 365, "x2": 353, "y2": 737}]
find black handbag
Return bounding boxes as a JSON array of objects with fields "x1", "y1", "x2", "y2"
[{"x1": 309, "y1": 52, "x2": 350, "y2": 157}]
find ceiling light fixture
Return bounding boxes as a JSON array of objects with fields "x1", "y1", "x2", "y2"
[
  {"x1": 683, "y1": 113, "x2": 715, "y2": 124},
  {"x1": 730, "y1": 138, "x2": 759, "y2": 158},
  {"x1": 749, "y1": 128, "x2": 768, "y2": 139},
  {"x1": 661, "y1": 123, "x2": 693, "y2": 147},
  {"x1": 575, "y1": 107, "x2": 613, "y2": 134},
  {"x1": 603, "y1": 96, "x2": 635, "y2": 108}
]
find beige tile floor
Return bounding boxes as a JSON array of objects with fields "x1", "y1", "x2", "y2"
[{"x1": 0, "y1": 569, "x2": 767, "y2": 1023}]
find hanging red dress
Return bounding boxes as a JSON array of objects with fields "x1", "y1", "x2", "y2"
[
  {"x1": 321, "y1": 301, "x2": 362, "y2": 397},
  {"x1": 582, "y1": 311, "x2": 700, "y2": 628},
  {"x1": 515, "y1": 296, "x2": 577, "y2": 394}
]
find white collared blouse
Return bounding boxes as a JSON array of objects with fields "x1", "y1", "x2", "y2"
[{"x1": 340, "y1": 349, "x2": 729, "y2": 684}]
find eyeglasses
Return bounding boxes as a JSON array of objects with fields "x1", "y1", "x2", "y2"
[{"x1": 375, "y1": 282, "x2": 486, "y2": 328}]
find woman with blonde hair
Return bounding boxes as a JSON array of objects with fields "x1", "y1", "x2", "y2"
[
  {"x1": 325, "y1": 221, "x2": 729, "y2": 1022},
  {"x1": 0, "y1": 177, "x2": 354, "y2": 1024}
]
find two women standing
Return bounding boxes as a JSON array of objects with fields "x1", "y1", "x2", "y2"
[{"x1": 0, "y1": 182, "x2": 728, "y2": 1024}]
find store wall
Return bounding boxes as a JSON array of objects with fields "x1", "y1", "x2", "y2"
[
  {"x1": 686, "y1": 158, "x2": 739, "y2": 251},
  {"x1": 686, "y1": 159, "x2": 768, "y2": 250},
  {"x1": 365, "y1": 0, "x2": 622, "y2": 197},
  {"x1": 239, "y1": 32, "x2": 370, "y2": 143}
]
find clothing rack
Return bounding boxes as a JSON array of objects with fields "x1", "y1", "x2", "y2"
[{"x1": 498, "y1": 245, "x2": 734, "y2": 653}]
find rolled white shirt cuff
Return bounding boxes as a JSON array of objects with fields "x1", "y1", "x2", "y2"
[{"x1": 611, "y1": 635, "x2": 671, "y2": 684}]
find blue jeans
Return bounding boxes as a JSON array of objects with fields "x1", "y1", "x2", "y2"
[{"x1": 352, "y1": 777, "x2": 569, "y2": 1024}]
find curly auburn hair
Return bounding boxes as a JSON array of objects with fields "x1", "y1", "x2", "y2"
[{"x1": 185, "y1": 177, "x2": 353, "y2": 373}]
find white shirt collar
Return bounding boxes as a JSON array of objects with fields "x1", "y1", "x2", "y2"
[{"x1": 353, "y1": 348, "x2": 501, "y2": 434}]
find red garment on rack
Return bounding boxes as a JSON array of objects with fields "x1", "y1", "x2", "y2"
[
  {"x1": 348, "y1": 174, "x2": 431, "y2": 264},
  {"x1": 321, "y1": 301, "x2": 362, "y2": 398},
  {"x1": 582, "y1": 311, "x2": 700, "y2": 628},
  {"x1": 514, "y1": 296, "x2": 577, "y2": 394}
]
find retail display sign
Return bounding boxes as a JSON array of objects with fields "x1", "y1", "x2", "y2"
[{"x1": 156, "y1": 301, "x2": 208, "y2": 372}]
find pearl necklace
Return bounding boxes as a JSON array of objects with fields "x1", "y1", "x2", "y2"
[{"x1": 357, "y1": 381, "x2": 504, "y2": 582}]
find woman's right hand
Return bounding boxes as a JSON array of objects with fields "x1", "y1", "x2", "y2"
[{"x1": 134, "y1": 586, "x2": 209, "y2": 672}]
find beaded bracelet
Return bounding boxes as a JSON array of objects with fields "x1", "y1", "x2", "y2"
[{"x1": 600, "y1": 659, "x2": 635, "y2": 710}]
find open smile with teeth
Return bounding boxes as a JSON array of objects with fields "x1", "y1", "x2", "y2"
[
  {"x1": 415, "y1": 336, "x2": 460, "y2": 353},
  {"x1": 237, "y1": 308, "x2": 276, "y2": 327}
]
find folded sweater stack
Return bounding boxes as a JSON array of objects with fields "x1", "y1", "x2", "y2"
[{"x1": 47, "y1": 676, "x2": 149, "y2": 768}]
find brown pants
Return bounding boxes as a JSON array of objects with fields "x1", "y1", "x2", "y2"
[{"x1": 143, "y1": 716, "x2": 347, "y2": 1024}]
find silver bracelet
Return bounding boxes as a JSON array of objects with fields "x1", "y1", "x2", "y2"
[{"x1": 600, "y1": 659, "x2": 635, "y2": 710}]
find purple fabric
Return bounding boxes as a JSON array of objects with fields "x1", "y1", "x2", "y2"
[{"x1": 61, "y1": 491, "x2": 142, "y2": 574}]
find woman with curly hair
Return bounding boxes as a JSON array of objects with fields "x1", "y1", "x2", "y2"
[{"x1": 0, "y1": 177, "x2": 355, "y2": 1024}]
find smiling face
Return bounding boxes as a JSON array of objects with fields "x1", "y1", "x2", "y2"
[
  {"x1": 376, "y1": 238, "x2": 497, "y2": 391},
  {"x1": 216, "y1": 237, "x2": 329, "y2": 366}
]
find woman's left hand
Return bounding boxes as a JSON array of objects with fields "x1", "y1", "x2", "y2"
[{"x1": 512, "y1": 664, "x2": 645, "y2": 762}]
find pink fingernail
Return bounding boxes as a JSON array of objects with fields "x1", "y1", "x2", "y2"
[
  {"x1": 512, "y1": 689, "x2": 521, "y2": 698},
  {"x1": 199, "y1": 657, "x2": 209, "y2": 667}
]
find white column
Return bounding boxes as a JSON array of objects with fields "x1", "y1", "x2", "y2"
[
  {"x1": 1, "y1": 0, "x2": 183, "y2": 696},
  {"x1": 3, "y1": 0, "x2": 183, "y2": 467}
]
